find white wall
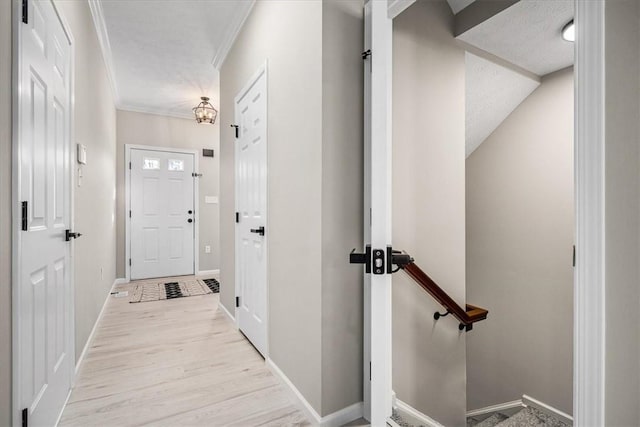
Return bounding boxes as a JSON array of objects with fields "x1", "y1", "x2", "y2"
[
  {"x1": 466, "y1": 68, "x2": 574, "y2": 413},
  {"x1": 392, "y1": 1, "x2": 467, "y2": 425},
  {"x1": 115, "y1": 110, "x2": 220, "y2": 276},
  {"x1": 220, "y1": 0, "x2": 324, "y2": 412},
  {"x1": 0, "y1": 1, "x2": 12, "y2": 423},
  {"x1": 55, "y1": 0, "x2": 118, "y2": 362},
  {"x1": 220, "y1": 0, "x2": 364, "y2": 417},
  {"x1": 603, "y1": 1, "x2": 640, "y2": 425}
]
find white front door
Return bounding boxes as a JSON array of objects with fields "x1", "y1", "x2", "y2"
[
  {"x1": 130, "y1": 149, "x2": 195, "y2": 280},
  {"x1": 235, "y1": 65, "x2": 268, "y2": 356},
  {"x1": 16, "y1": 0, "x2": 74, "y2": 425}
]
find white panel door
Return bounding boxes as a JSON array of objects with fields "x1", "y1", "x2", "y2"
[
  {"x1": 235, "y1": 65, "x2": 268, "y2": 356},
  {"x1": 17, "y1": 1, "x2": 73, "y2": 425},
  {"x1": 130, "y1": 149, "x2": 195, "y2": 279}
]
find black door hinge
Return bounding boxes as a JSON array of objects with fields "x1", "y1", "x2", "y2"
[
  {"x1": 22, "y1": 408, "x2": 28, "y2": 427},
  {"x1": 369, "y1": 362, "x2": 371, "y2": 381},
  {"x1": 573, "y1": 245, "x2": 576, "y2": 267},
  {"x1": 129, "y1": 258, "x2": 132, "y2": 266},
  {"x1": 22, "y1": 0, "x2": 28, "y2": 24},
  {"x1": 129, "y1": 210, "x2": 131, "y2": 218},
  {"x1": 129, "y1": 161, "x2": 131, "y2": 170},
  {"x1": 236, "y1": 296, "x2": 240, "y2": 308},
  {"x1": 21, "y1": 201, "x2": 28, "y2": 231},
  {"x1": 362, "y1": 49, "x2": 371, "y2": 60},
  {"x1": 235, "y1": 212, "x2": 239, "y2": 223},
  {"x1": 230, "y1": 124, "x2": 239, "y2": 139}
]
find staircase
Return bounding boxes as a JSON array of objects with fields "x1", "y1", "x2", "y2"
[{"x1": 466, "y1": 406, "x2": 570, "y2": 427}]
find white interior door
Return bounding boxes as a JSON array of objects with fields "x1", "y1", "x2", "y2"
[
  {"x1": 235, "y1": 65, "x2": 268, "y2": 357},
  {"x1": 16, "y1": 0, "x2": 74, "y2": 425},
  {"x1": 130, "y1": 149, "x2": 195, "y2": 280},
  {"x1": 363, "y1": 1, "x2": 393, "y2": 424}
]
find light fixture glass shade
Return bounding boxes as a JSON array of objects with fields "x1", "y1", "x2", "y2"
[
  {"x1": 193, "y1": 96, "x2": 218, "y2": 124},
  {"x1": 562, "y1": 20, "x2": 575, "y2": 42}
]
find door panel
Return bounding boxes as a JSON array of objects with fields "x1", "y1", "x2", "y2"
[
  {"x1": 18, "y1": 1, "x2": 73, "y2": 425},
  {"x1": 235, "y1": 66, "x2": 268, "y2": 356},
  {"x1": 130, "y1": 149, "x2": 195, "y2": 279}
]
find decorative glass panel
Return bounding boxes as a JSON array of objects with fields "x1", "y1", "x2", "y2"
[
  {"x1": 168, "y1": 159, "x2": 184, "y2": 171},
  {"x1": 143, "y1": 158, "x2": 160, "y2": 170}
]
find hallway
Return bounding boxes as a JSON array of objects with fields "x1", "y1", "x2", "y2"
[{"x1": 59, "y1": 277, "x2": 309, "y2": 426}]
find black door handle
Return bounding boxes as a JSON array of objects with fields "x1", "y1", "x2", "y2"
[
  {"x1": 250, "y1": 226, "x2": 265, "y2": 236},
  {"x1": 65, "y1": 230, "x2": 82, "y2": 241},
  {"x1": 188, "y1": 218, "x2": 193, "y2": 223},
  {"x1": 188, "y1": 210, "x2": 193, "y2": 214}
]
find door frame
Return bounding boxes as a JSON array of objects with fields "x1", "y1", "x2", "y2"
[
  {"x1": 233, "y1": 61, "x2": 269, "y2": 357},
  {"x1": 375, "y1": 0, "x2": 605, "y2": 425},
  {"x1": 11, "y1": 0, "x2": 77, "y2": 425},
  {"x1": 124, "y1": 144, "x2": 200, "y2": 282}
]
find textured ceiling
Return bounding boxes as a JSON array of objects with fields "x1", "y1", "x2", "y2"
[
  {"x1": 446, "y1": 0, "x2": 476, "y2": 14},
  {"x1": 96, "y1": 0, "x2": 254, "y2": 118},
  {"x1": 465, "y1": 52, "x2": 540, "y2": 157},
  {"x1": 457, "y1": 0, "x2": 574, "y2": 76}
]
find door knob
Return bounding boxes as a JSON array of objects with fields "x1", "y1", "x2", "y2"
[
  {"x1": 188, "y1": 210, "x2": 193, "y2": 214},
  {"x1": 188, "y1": 218, "x2": 193, "y2": 223},
  {"x1": 250, "y1": 226, "x2": 265, "y2": 236},
  {"x1": 65, "y1": 230, "x2": 82, "y2": 241}
]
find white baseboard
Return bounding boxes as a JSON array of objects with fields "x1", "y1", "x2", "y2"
[
  {"x1": 467, "y1": 399, "x2": 524, "y2": 418},
  {"x1": 114, "y1": 277, "x2": 129, "y2": 286},
  {"x1": 218, "y1": 301, "x2": 236, "y2": 324},
  {"x1": 265, "y1": 358, "x2": 363, "y2": 426},
  {"x1": 54, "y1": 389, "x2": 72, "y2": 427},
  {"x1": 523, "y1": 395, "x2": 573, "y2": 425},
  {"x1": 395, "y1": 398, "x2": 444, "y2": 427},
  {"x1": 74, "y1": 279, "x2": 116, "y2": 375},
  {"x1": 197, "y1": 269, "x2": 219, "y2": 276}
]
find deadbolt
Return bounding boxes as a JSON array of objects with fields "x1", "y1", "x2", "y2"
[{"x1": 188, "y1": 219, "x2": 193, "y2": 223}]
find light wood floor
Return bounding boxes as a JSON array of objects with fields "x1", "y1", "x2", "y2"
[{"x1": 59, "y1": 277, "x2": 310, "y2": 427}]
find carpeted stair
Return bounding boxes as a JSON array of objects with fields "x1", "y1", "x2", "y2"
[{"x1": 466, "y1": 406, "x2": 570, "y2": 427}]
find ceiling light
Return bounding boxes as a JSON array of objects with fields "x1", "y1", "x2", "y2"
[
  {"x1": 193, "y1": 96, "x2": 218, "y2": 125},
  {"x1": 562, "y1": 20, "x2": 575, "y2": 42}
]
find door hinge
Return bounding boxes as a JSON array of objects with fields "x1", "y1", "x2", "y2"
[
  {"x1": 22, "y1": 0, "x2": 28, "y2": 24},
  {"x1": 21, "y1": 201, "x2": 28, "y2": 231},
  {"x1": 129, "y1": 258, "x2": 132, "y2": 266},
  {"x1": 236, "y1": 296, "x2": 240, "y2": 308},
  {"x1": 362, "y1": 49, "x2": 371, "y2": 60},
  {"x1": 572, "y1": 245, "x2": 576, "y2": 267},
  {"x1": 129, "y1": 210, "x2": 131, "y2": 218},
  {"x1": 235, "y1": 212, "x2": 239, "y2": 223},
  {"x1": 22, "y1": 408, "x2": 28, "y2": 427},
  {"x1": 129, "y1": 161, "x2": 131, "y2": 170},
  {"x1": 230, "y1": 124, "x2": 239, "y2": 139},
  {"x1": 369, "y1": 362, "x2": 371, "y2": 381}
]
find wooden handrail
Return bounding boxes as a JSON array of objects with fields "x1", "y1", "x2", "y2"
[{"x1": 400, "y1": 261, "x2": 488, "y2": 331}]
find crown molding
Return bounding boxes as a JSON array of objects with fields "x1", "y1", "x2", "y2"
[
  {"x1": 117, "y1": 104, "x2": 196, "y2": 121},
  {"x1": 87, "y1": 0, "x2": 120, "y2": 105},
  {"x1": 211, "y1": 0, "x2": 255, "y2": 70}
]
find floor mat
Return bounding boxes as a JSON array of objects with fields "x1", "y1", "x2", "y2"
[
  {"x1": 130, "y1": 278, "x2": 214, "y2": 303},
  {"x1": 203, "y1": 278, "x2": 220, "y2": 293}
]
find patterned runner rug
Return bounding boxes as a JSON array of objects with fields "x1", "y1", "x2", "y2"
[{"x1": 130, "y1": 278, "x2": 220, "y2": 303}]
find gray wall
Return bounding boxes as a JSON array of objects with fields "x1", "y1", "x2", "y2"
[
  {"x1": 55, "y1": 0, "x2": 118, "y2": 362},
  {"x1": 392, "y1": 1, "x2": 467, "y2": 426},
  {"x1": 604, "y1": 1, "x2": 640, "y2": 425},
  {"x1": 115, "y1": 110, "x2": 220, "y2": 277},
  {"x1": 0, "y1": 1, "x2": 12, "y2": 424},
  {"x1": 220, "y1": 0, "x2": 324, "y2": 412},
  {"x1": 220, "y1": 0, "x2": 364, "y2": 417},
  {"x1": 466, "y1": 68, "x2": 574, "y2": 413},
  {"x1": 320, "y1": 0, "x2": 364, "y2": 416}
]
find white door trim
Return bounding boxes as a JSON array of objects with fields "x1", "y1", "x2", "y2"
[
  {"x1": 11, "y1": 1, "x2": 77, "y2": 424},
  {"x1": 233, "y1": 61, "x2": 269, "y2": 358},
  {"x1": 573, "y1": 1, "x2": 605, "y2": 425},
  {"x1": 124, "y1": 144, "x2": 200, "y2": 282}
]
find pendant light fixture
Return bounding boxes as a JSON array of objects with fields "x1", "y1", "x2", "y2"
[{"x1": 193, "y1": 96, "x2": 218, "y2": 124}]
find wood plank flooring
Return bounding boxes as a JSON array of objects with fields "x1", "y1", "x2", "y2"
[{"x1": 59, "y1": 277, "x2": 310, "y2": 427}]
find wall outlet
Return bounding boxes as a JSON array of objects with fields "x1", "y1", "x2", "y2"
[{"x1": 205, "y1": 245, "x2": 211, "y2": 254}]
